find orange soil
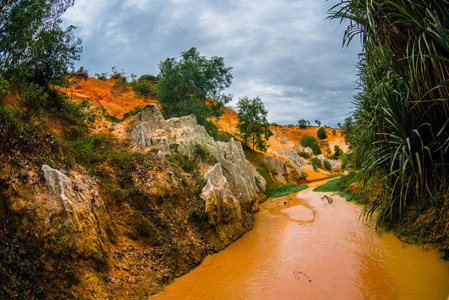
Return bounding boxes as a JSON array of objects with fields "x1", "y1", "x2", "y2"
[
  {"x1": 216, "y1": 106, "x2": 240, "y2": 136},
  {"x1": 63, "y1": 77, "x2": 156, "y2": 118}
]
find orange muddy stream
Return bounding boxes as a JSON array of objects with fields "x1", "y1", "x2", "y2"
[{"x1": 151, "y1": 180, "x2": 449, "y2": 299}]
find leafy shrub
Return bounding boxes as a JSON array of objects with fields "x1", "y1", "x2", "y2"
[
  {"x1": 133, "y1": 82, "x2": 157, "y2": 98},
  {"x1": 0, "y1": 74, "x2": 9, "y2": 104},
  {"x1": 298, "y1": 119, "x2": 308, "y2": 128},
  {"x1": 114, "y1": 77, "x2": 129, "y2": 87},
  {"x1": 138, "y1": 74, "x2": 158, "y2": 82},
  {"x1": 64, "y1": 124, "x2": 88, "y2": 141},
  {"x1": 94, "y1": 72, "x2": 108, "y2": 81},
  {"x1": 19, "y1": 83, "x2": 48, "y2": 119},
  {"x1": 0, "y1": 227, "x2": 46, "y2": 299},
  {"x1": 329, "y1": 145, "x2": 343, "y2": 160},
  {"x1": 69, "y1": 133, "x2": 111, "y2": 170},
  {"x1": 323, "y1": 159, "x2": 332, "y2": 171},
  {"x1": 212, "y1": 130, "x2": 234, "y2": 142},
  {"x1": 110, "y1": 66, "x2": 127, "y2": 81},
  {"x1": 255, "y1": 176, "x2": 262, "y2": 190},
  {"x1": 301, "y1": 136, "x2": 322, "y2": 155},
  {"x1": 311, "y1": 157, "x2": 323, "y2": 170},
  {"x1": 297, "y1": 151, "x2": 311, "y2": 159},
  {"x1": 332, "y1": 129, "x2": 336, "y2": 135},
  {"x1": 300, "y1": 135, "x2": 317, "y2": 148},
  {"x1": 317, "y1": 127, "x2": 327, "y2": 139},
  {"x1": 309, "y1": 145, "x2": 320, "y2": 155}
]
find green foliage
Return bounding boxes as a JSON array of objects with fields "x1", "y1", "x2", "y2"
[
  {"x1": 236, "y1": 96, "x2": 273, "y2": 151},
  {"x1": 311, "y1": 157, "x2": 323, "y2": 171},
  {"x1": 323, "y1": 159, "x2": 332, "y2": 171},
  {"x1": 110, "y1": 66, "x2": 127, "y2": 81},
  {"x1": 300, "y1": 135, "x2": 317, "y2": 148},
  {"x1": 0, "y1": 227, "x2": 46, "y2": 299},
  {"x1": 315, "y1": 120, "x2": 322, "y2": 127},
  {"x1": 133, "y1": 82, "x2": 157, "y2": 98},
  {"x1": 317, "y1": 127, "x2": 327, "y2": 139},
  {"x1": 0, "y1": 73, "x2": 9, "y2": 104},
  {"x1": 94, "y1": 72, "x2": 108, "y2": 81},
  {"x1": 331, "y1": 129, "x2": 336, "y2": 135},
  {"x1": 329, "y1": 0, "x2": 449, "y2": 232},
  {"x1": 298, "y1": 119, "x2": 308, "y2": 128},
  {"x1": 300, "y1": 135, "x2": 321, "y2": 155},
  {"x1": 0, "y1": 0, "x2": 82, "y2": 87},
  {"x1": 158, "y1": 47, "x2": 233, "y2": 134},
  {"x1": 329, "y1": 145, "x2": 343, "y2": 160},
  {"x1": 19, "y1": 83, "x2": 48, "y2": 119},
  {"x1": 266, "y1": 184, "x2": 309, "y2": 198},
  {"x1": 297, "y1": 151, "x2": 311, "y2": 159},
  {"x1": 69, "y1": 134, "x2": 112, "y2": 169},
  {"x1": 254, "y1": 176, "x2": 262, "y2": 191},
  {"x1": 138, "y1": 74, "x2": 158, "y2": 82},
  {"x1": 313, "y1": 172, "x2": 363, "y2": 204}
]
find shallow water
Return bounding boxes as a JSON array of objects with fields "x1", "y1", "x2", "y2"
[{"x1": 150, "y1": 180, "x2": 449, "y2": 299}]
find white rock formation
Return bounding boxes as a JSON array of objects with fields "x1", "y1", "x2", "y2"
[
  {"x1": 42, "y1": 165, "x2": 72, "y2": 211},
  {"x1": 202, "y1": 163, "x2": 242, "y2": 226},
  {"x1": 315, "y1": 154, "x2": 342, "y2": 172},
  {"x1": 42, "y1": 165, "x2": 79, "y2": 227},
  {"x1": 267, "y1": 148, "x2": 309, "y2": 180},
  {"x1": 126, "y1": 104, "x2": 266, "y2": 239}
]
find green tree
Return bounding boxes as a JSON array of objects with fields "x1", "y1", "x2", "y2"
[
  {"x1": 315, "y1": 120, "x2": 322, "y2": 127},
  {"x1": 237, "y1": 96, "x2": 273, "y2": 151},
  {"x1": 138, "y1": 74, "x2": 158, "y2": 82},
  {"x1": 298, "y1": 119, "x2": 308, "y2": 128},
  {"x1": 300, "y1": 135, "x2": 321, "y2": 155},
  {"x1": 158, "y1": 47, "x2": 233, "y2": 134},
  {"x1": 317, "y1": 127, "x2": 327, "y2": 139},
  {"x1": 0, "y1": 0, "x2": 82, "y2": 87}
]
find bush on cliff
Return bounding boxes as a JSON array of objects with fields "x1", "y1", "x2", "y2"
[{"x1": 317, "y1": 127, "x2": 327, "y2": 139}]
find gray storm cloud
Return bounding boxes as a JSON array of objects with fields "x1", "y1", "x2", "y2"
[{"x1": 63, "y1": 0, "x2": 361, "y2": 127}]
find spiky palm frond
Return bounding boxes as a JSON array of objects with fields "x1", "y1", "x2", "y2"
[{"x1": 329, "y1": 0, "x2": 449, "y2": 229}]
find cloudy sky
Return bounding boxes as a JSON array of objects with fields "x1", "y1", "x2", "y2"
[{"x1": 62, "y1": 0, "x2": 362, "y2": 127}]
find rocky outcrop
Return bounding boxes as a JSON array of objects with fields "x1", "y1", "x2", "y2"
[
  {"x1": 315, "y1": 154, "x2": 342, "y2": 173},
  {"x1": 264, "y1": 148, "x2": 309, "y2": 184},
  {"x1": 202, "y1": 164, "x2": 242, "y2": 233},
  {"x1": 42, "y1": 165, "x2": 80, "y2": 227},
  {"x1": 125, "y1": 104, "x2": 266, "y2": 243}
]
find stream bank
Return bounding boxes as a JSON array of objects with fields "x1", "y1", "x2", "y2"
[{"x1": 151, "y1": 180, "x2": 449, "y2": 299}]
